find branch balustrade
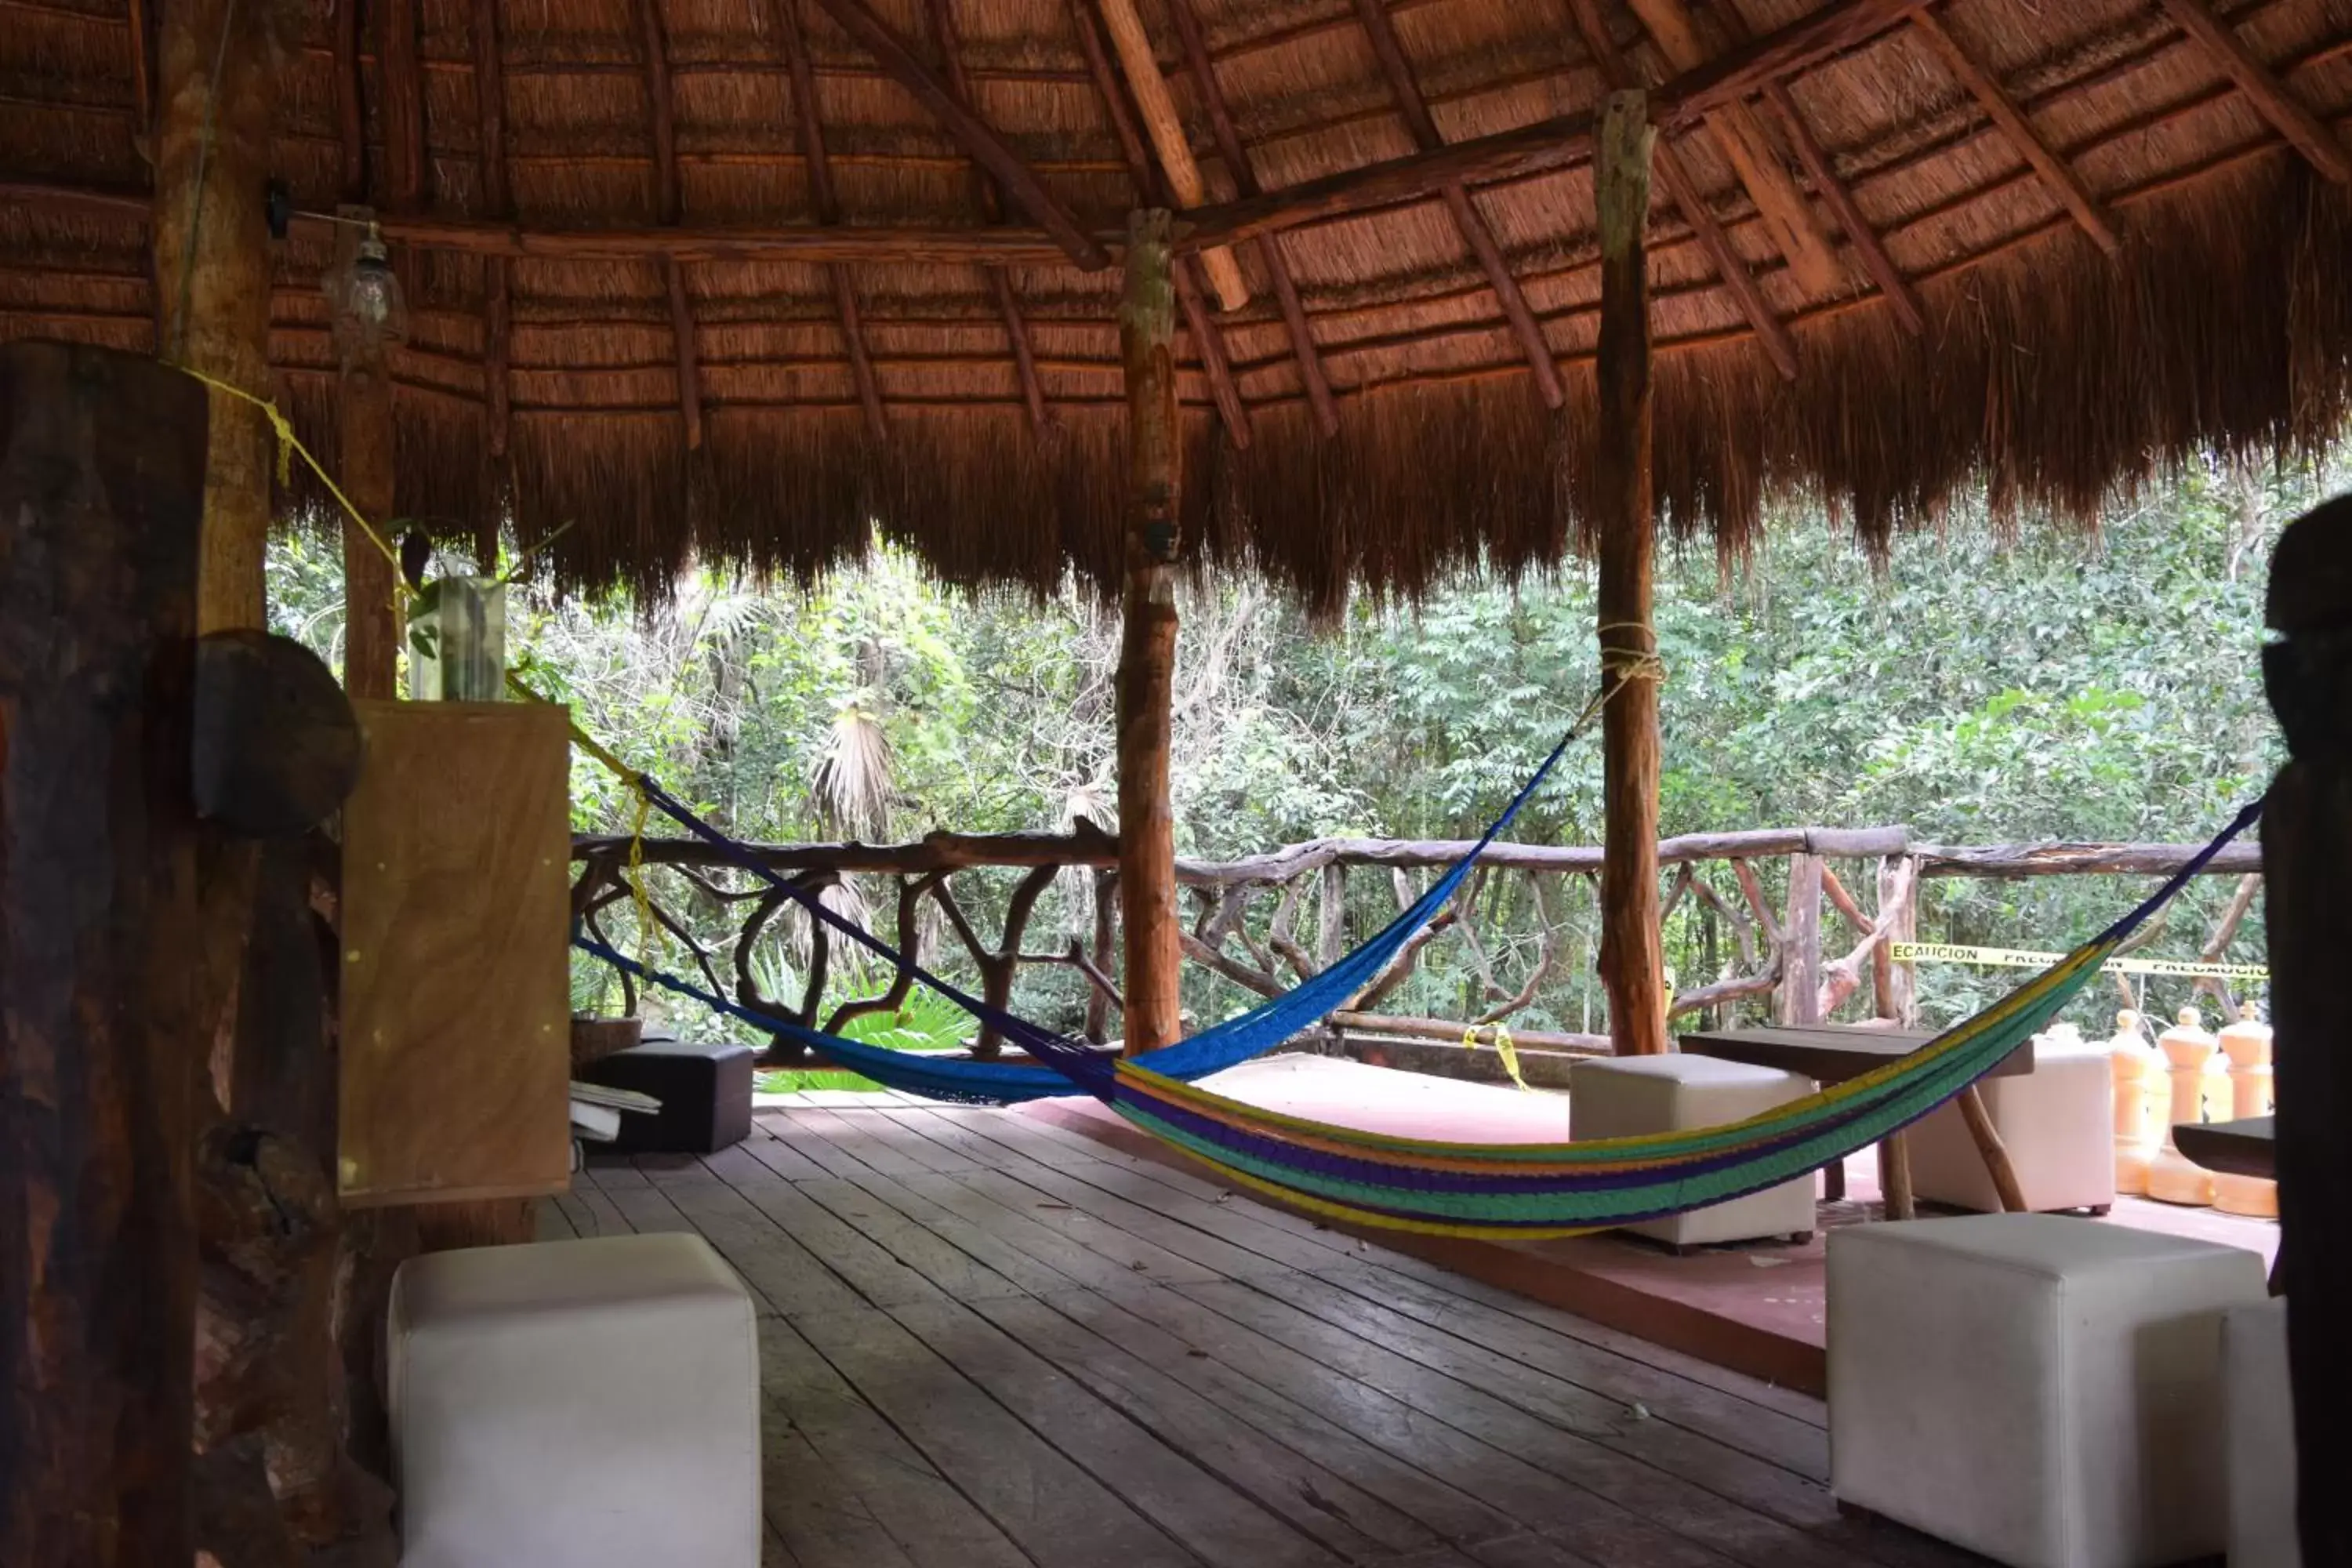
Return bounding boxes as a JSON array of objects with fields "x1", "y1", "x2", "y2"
[{"x1": 568, "y1": 824, "x2": 2265, "y2": 1067}]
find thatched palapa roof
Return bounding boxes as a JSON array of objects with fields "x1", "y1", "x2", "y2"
[{"x1": 5, "y1": 0, "x2": 2351, "y2": 603}]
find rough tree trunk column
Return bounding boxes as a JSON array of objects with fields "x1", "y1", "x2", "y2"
[
  {"x1": 337, "y1": 205, "x2": 401, "y2": 700},
  {"x1": 153, "y1": 0, "x2": 289, "y2": 634},
  {"x1": 1593, "y1": 90, "x2": 1668, "y2": 1057},
  {"x1": 0, "y1": 342, "x2": 212, "y2": 1566},
  {"x1": 2260, "y1": 495, "x2": 2352, "y2": 1567},
  {"x1": 1116, "y1": 209, "x2": 1182, "y2": 1057}
]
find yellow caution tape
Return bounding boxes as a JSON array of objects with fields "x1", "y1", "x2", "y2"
[
  {"x1": 1461, "y1": 1022, "x2": 1532, "y2": 1092},
  {"x1": 1892, "y1": 942, "x2": 2267, "y2": 983}
]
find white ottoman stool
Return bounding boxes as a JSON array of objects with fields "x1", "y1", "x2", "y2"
[
  {"x1": 1568, "y1": 1053, "x2": 1817, "y2": 1248},
  {"x1": 2223, "y1": 1295, "x2": 2299, "y2": 1568},
  {"x1": 1828, "y1": 1214, "x2": 2267, "y2": 1567},
  {"x1": 1908, "y1": 1038, "x2": 2116, "y2": 1214},
  {"x1": 389, "y1": 1232, "x2": 760, "y2": 1568}
]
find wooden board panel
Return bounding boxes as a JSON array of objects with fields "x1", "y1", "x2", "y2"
[{"x1": 339, "y1": 699, "x2": 572, "y2": 1204}]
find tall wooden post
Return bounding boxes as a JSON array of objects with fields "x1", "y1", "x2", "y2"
[
  {"x1": 1777, "y1": 852, "x2": 1824, "y2": 1025},
  {"x1": 152, "y1": 0, "x2": 289, "y2": 634},
  {"x1": 336, "y1": 206, "x2": 401, "y2": 699},
  {"x1": 2259, "y1": 495, "x2": 2352, "y2": 1568},
  {"x1": 1116, "y1": 209, "x2": 1183, "y2": 1056},
  {"x1": 1593, "y1": 91, "x2": 1668, "y2": 1056},
  {"x1": 0, "y1": 342, "x2": 212, "y2": 1566}
]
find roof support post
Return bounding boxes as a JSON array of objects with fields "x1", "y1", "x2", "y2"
[
  {"x1": 1092, "y1": 0, "x2": 1250, "y2": 309},
  {"x1": 336, "y1": 206, "x2": 401, "y2": 702},
  {"x1": 153, "y1": 0, "x2": 288, "y2": 633},
  {"x1": 0, "y1": 341, "x2": 210, "y2": 1565},
  {"x1": 1593, "y1": 90, "x2": 1668, "y2": 1057},
  {"x1": 1116, "y1": 209, "x2": 1183, "y2": 1058},
  {"x1": 2260, "y1": 496, "x2": 2352, "y2": 1568}
]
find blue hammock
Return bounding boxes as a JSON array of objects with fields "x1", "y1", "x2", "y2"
[{"x1": 583, "y1": 728, "x2": 1577, "y2": 1103}]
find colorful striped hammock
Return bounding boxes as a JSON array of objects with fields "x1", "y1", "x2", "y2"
[{"x1": 998, "y1": 800, "x2": 2263, "y2": 1240}]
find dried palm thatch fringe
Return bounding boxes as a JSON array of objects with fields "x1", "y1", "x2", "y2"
[{"x1": 241, "y1": 158, "x2": 2351, "y2": 602}]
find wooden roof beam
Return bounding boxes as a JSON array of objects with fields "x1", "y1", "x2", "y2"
[
  {"x1": 1697, "y1": 0, "x2": 1923, "y2": 334},
  {"x1": 1624, "y1": 0, "x2": 1846, "y2": 298},
  {"x1": 803, "y1": 0, "x2": 1111, "y2": 270},
  {"x1": 771, "y1": 0, "x2": 887, "y2": 440},
  {"x1": 1176, "y1": 0, "x2": 1929, "y2": 252},
  {"x1": 333, "y1": 0, "x2": 361, "y2": 198},
  {"x1": 125, "y1": 0, "x2": 152, "y2": 139},
  {"x1": 1068, "y1": 0, "x2": 1250, "y2": 448},
  {"x1": 1572, "y1": 0, "x2": 1798, "y2": 380},
  {"x1": 920, "y1": 0, "x2": 1052, "y2": 438},
  {"x1": 381, "y1": 0, "x2": 425, "y2": 209},
  {"x1": 633, "y1": 0, "x2": 704, "y2": 448},
  {"x1": 1090, "y1": 0, "x2": 1250, "y2": 310},
  {"x1": 474, "y1": 0, "x2": 514, "y2": 458},
  {"x1": 2154, "y1": 0, "x2": 2350, "y2": 183},
  {"x1": 1352, "y1": 0, "x2": 1565, "y2": 408},
  {"x1": 1910, "y1": 9, "x2": 2121, "y2": 255},
  {"x1": 1162, "y1": 0, "x2": 1338, "y2": 434}
]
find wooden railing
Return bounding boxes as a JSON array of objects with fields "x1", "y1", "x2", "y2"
[{"x1": 569, "y1": 824, "x2": 2263, "y2": 1063}]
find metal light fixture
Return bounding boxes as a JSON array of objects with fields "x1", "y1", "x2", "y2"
[{"x1": 325, "y1": 220, "x2": 407, "y2": 366}]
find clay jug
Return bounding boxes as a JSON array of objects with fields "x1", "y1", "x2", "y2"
[
  {"x1": 2212, "y1": 1003, "x2": 2276, "y2": 1218},
  {"x1": 2107, "y1": 1011, "x2": 2159, "y2": 1196},
  {"x1": 2147, "y1": 1006, "x2": 2216, "y2": 1206}
]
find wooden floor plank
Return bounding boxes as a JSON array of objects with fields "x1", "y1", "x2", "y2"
[
  {"x1": 760, "y1": 1417, "x2": 920, "y2": 1568},
  {"x1": 1341, "y1": 1250, "x2": 1830, "y2": 1429},
  {"x1": 886, "y1": 1296, "x2": 1346, "y2": 1568},
  {"x1": 953, "y1": 1167, "x2": 1227, "y2": 1286},
  {"x1": 892, "y1": 1170, "x2": 1210, "y2": 1294},
  {"x1": 742, "y1": 1118, "x2": 836, "y2": 1181},
  {"x1": 966, "y1": 1290, "x2": 1450, "y2": 1563},
  {"x1": 823, "y1": 1165, "x2": 1098, "y2": 1298},
  {"x1": 758, "y1": 1310, "x2": 1037, "y2": 1568},
  {"x1": 1087, "y1": 1283, "x2": 1735, "y2": 1566},
  {"x1": 795, "y1": 1103, "x2": 983, "y2": 1176},
  {"x1": 535, "y1": 1195, "x2": 580, "y2": 1240},
  {"x1": 1306, "y1": 1260, "x2": 1829, "y2": 1479},
  {"x1": 1250, "y1": 1270, "x2": 1835, "y2": 1504},
  {"x1": 945, "y1": 1146, "x2": 1300, "y2": 1281},
  {"x1": 791, "y1": 1174, "x2": 1033, "y2": 1303},
  {"x1": 787, "y1": 1305, "x2": 1200, "y2": 1568},
  {"x1": 696, "y1": 1148, "x2": 954, "y2": 1311},
  {"x1": 1032, "y1": 1283, "x2": 1526, "y2": 1550},
  {"x1": 1172, "y1": 1279, "x2": 1868, "y2": 1568}
]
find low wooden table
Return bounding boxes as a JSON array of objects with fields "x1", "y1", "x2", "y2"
[
  {"x1": 1679, "y1": 1025, "x2": 2036, "y2": 1221},
  {"x1": 2173, "y1": 1115, "x2": 2274, "y2": 1179}
]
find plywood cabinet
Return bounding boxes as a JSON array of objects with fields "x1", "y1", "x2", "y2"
[{"x1": 339, "y1": 700, "x2": 572, "y2": 1205}]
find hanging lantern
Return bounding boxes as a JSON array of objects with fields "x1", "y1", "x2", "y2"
[{"x1": 326, "y1": 220, "x2": 407, "y2": 367}]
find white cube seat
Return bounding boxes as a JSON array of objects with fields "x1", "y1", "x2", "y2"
[
  {"x1": 1908, "y1": 1039, "x2": 2116, "y2": 1214},
  {"x1": 1568, "y1": 1053, "x2": 1817, "y2": 1247},
  {"x1": 2223, "y1": 1295, "x2": 2300, "y2": 1568},
  {"x1": 389, "y1": 1232, "x2": 760, "y2": 1568},
  {"x1": 1828, "y1": 1214, "x2": 2267, "y2": 1568}
]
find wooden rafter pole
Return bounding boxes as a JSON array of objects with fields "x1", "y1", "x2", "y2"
[
  {"x1": 1572, "y1": 1, "x2": 1798, "y2": 381},
  {"x1": 2154, "y1": 0, "x2": 2350, "y2": 183},
  {"x1": 636, "y1": 0, "x2": 704, "y2": 449},
  {"x1": 1355, "y1": 0, "x2": 1563, "y2": 407},
  {"x1": 1116, "y1": 209, "x2": 1184, "y2": 1058},
  {"x1": 334, "y1": 0, "x2": 362, "y2": 199},
  {"x1": 1176, "y1": 0, "x2": 1927, "y2": 252},
  {"x1": 1910, "y1": 9, "x2": 2121, "y2": 256},
  {"x1": 920, "y1": 0, "x2": 1052, "y2": 437},
  {"x1": 381, "y1": 0, "x2": 426, "y2": 211},
  {"x1": 1623, "y1": 0, "x2": 1846, "y2": 298},
  {"x1": 1092, "y1": 0, "x2": 1250, "y2": 310},
  {"x1": 336, "y1": 208, "x2": 401, "y2": 701},
  {"x1": 475, "y1": 0, "x2": 514, "y2": 461},
  {"x1": 1068, "y1": 0, "x2": 1250, "y2": 447},
  {"x1": 769, "y1": 0, "x2": 887, "y2": 440},
  {"x1": 1160, "y1": 0, "x2": 1339, "y2": 434},
  {"x1": 804, "y1": 0, "x2": 1111, "y2": 270},
  {"x1": 1693, "y1": 0, "x2": 1922, "y2": 333},
  {"x1": 125, "y1": 0, "x2": 154, "y2": 140},
  {"x1": 153, "y1": 0, "x2": 289, "y2": 633},
  {"x1": 1593, "y1": 89, "x2": 1668, "y2": 1057}
]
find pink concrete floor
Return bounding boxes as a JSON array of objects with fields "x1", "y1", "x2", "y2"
[{"x1": 1054, "y1": 1054, "x2": 2278, "y2": 1381}]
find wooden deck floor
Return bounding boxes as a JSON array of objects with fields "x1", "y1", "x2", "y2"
[{"x1": 550, "y1": 1097, "x2": 1988, "y2": 1568}]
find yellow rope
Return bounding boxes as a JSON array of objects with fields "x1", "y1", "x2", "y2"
[{"x1": 169, "y1": 363, "x2": 406, "y2": 576}]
